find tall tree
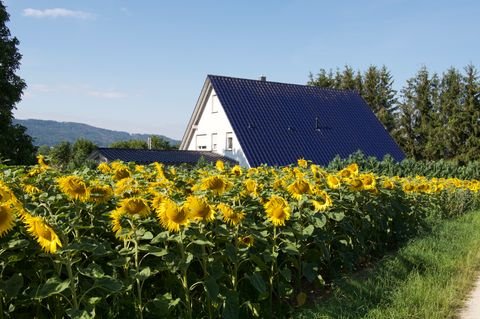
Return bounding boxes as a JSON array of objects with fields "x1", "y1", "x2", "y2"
[
  {"x1": 463, "y1": 64, "x2": 480, "y2": 161},
  {"x1": 0, "y1": 1, "x2": 36, "y2": 164},
  {"x1": 396, "y1": 67, "x2": 439, "y2": 159}
]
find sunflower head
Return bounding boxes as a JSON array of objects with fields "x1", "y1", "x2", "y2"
[
  {"x1": 88, "y1": 183, "x2": 113, "y2": 204},
  {"x1": 360, "y1": 173, "x2": 376, "y2": 191},
  {"x1": 311, "y1": 189, "x2": 333, "y2": 212},
  {"x1": 36, "y1": 155, "x2": 49, "y2": 170},
  {"x1": 97, "y1": 162, "x2": 111, "y2": 174},
  {"x1": 157, "y1": 198, "x2": 189, "y2": 232},
  {"x1": 215, "y1": 160, "x2": 225, "y2": 172},
  {"x1": 238, "y1": 235, "x2": 254, "y2": 247},
  {"x1": 244, "y1": 179, "x2": 259, "y2": 197},
  {"x1": 287, "y1": 179, "x2": 311, "y2": 200},
  {"x1": 57, "y1": 176, "x2": 89, "y2": 201},
  {"x1": 231, "y1": 165, "x2": 242, "y2": 176},
  {"x1": 199, "y1": 176, "x2": 230, "y2": 195},
  {"x1": 185, "y1": 196, "x2": 215, "y2": 222},
  {"x1": 346, "y1": 163, "x2": 359, "y2": 176},
  {"x1": 347, "y1": 178, "x2": 364, "y2": 191},
  {"x1": 0, "y1": 203, "x2": 15, "y2": 237},
  {"x1": 23, "y1": 214, "x2": 62, "y2": 254},
  {"x1": 264, "y1": 195, "x2": 291, "y2": 226},
  {"x1": 217, "y1": 203, "x2": 245, "y2": 226},
  {"x1": 119, "y1": 197, "x2": 151, "y2": 217},
  {"x1": 0, "y1": 184, "x2": 13, "y2": 203},
  {"x1": 382, "y1": 179, "x2": 395, "y2": 190},
  {"x1": 326, "y1": 175, "x2": 341, "y2": 189},
  {"x1": 297, "y1": 158, "x2": 308, "y2": 168}
]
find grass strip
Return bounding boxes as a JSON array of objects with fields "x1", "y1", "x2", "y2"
[{"x1": 295, "y1": 211, "x2": 480, "y2": 319}]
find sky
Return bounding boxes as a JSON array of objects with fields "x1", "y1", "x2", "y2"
[{"x1": 3, "y1": 0, "x2": 480, "y2": 140}]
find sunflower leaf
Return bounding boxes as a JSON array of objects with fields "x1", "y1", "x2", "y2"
[
  {"x1": 191, "y1": 239, "x2": 215, "y2": 247},
  {"x1": 223, "y1": 290, "x2": 239, "y2": 319},
  {"x1": 35, "y1": 277, "x2": 70, "y2": 299},
  {"x1": 248, "y1": 272, "x2": 267, "y2": 295},
  {"x1": 1, "y1": 273, "x2": 23, "y2": 298}
]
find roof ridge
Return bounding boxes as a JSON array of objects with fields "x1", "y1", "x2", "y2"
[{"x1": 207, "y1": 74, "x2": 359, "y2": 94}]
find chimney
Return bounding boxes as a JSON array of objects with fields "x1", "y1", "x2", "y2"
[{"x1": 259, "y1": 75, "x2": 267, "y2": 81}]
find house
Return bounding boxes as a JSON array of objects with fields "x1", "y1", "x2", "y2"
[
  {"x1": 87, "y1": 148, "x2": 237, "y2": 166},
  {"x1": 180, "y1": 75, "x2": 405, "y2": 167}
]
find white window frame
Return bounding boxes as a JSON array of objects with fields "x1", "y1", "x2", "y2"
[
  {"x1": 211, "y1": 94, "x2": 219, "y2": 113},
  {"x1": 211, "y1": 133, "x2": 218, "y2": 151},
  {"x1": 226, "y1": 132, "x2": 233, "y2": 151},
  {"x1": 196, "y1": 134, "x2": 207, "y2": 150}
]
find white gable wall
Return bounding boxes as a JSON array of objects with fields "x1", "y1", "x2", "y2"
[{"x1": 186, "y1": 88, "x2": 250, "y2": 167}]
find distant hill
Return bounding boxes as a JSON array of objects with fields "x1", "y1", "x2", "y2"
[{"x1": 13, "y1": 119, "x2": 180, "y2": 147}]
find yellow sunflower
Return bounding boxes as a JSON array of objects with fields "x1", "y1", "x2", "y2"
[
  {"x1": 326, "y1": 175, "x2": 341, "y2": 189},
  {"x1": 231, "y1": 165, "x2": 243, "y2": 176},
  {"x1": 238, "y1": 235, "x2": 254, "y2": 247},
  {"x1": 347, "y1": 178, "x2": 363, "y2": 191},
  {"x1": 287, "y1": 178, "x2": 312, "y2": 200},
  {"x1": 217, "y1": 203, "x2": 245, "y2": 226},
  {"x1": 338, "y1": 168, "x2": 353, "y2": 179},
  {"x1": 36, "y1": 154, "x2": 49, "y2": 170},
  {"x1": 88, "y1": 183, "x2": 113, "y2": 203},
  {"x1": 97, "y1": 162, "x2": 111, "y2": 174},
  {"x1": 23, "y1": 214, "x2": 62, "y2": 254},
  {"x1": 297, "y1": 158, "x2": 308, "y2": 168},
  {"x1": 360, "y1": 173, "x2": 376, "y2": 191},
  {"x1": 23, "y1": 184, "x2": 42, "y2": 196},
  {"x1": 0, "y1": 203, "x2": 15, "y2": 237},
  {"x1": 264, "y1": 195, "x2": 291, "y2": 226},
  {"x1": 114, "y1": 177, "x2": 141, "y2": 197},
  {"x1": 346, "y1": 163, "x2": 359, "y2": 176},
  {"x1": 0, "y1": 184, "x2": 13, "y2": 203},
  {"x1": 157, "y1": 198, "x2": 189, "y2": 232},
  {"x1": 57, "y1": 176, "x2": 89, "y2": 201},
  {"x1": 382, "y1": 179, "x2": 395, "y2": 190},
  {"x1": 151, "y1": 193, "x2": 167, "y2": 210},
  {"x1": 199, "y1": 176, "x2": 230, "y2": 195},
  {"x1": 215, "y1": 160, "x2": 225, "y2": 172},
  {"x1": 243, "y1": 179, "x2": 259, "y2": 197},
  {"x1": 185, "y1": 196, "x2": 215, "y2": 222},
  {"x1": 118, "y1": 197, "x2": 151, "y2": 217},
  {"x1": 311, "y1": 190, "x2": 333, "y2": 212},
  {"x1": 109, "y1": 209, "x2": 128, "y2": 238}
]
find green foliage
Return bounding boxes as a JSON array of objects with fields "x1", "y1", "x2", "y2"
[
  {"x1": 42, "y1": 139, "x2": 98, "y2": 170},
  {"x1": 109, "y1": 135, "x2": 177, "y2": 150},
  {"x1": 328, "y1": 151, "x2": 480, "y2": 180},
  {"x1": 0, "y1": 2, "x2": 36, "y2": 165}
]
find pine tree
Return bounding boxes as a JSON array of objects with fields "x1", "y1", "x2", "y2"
[
  {"x1": 463, "y1": 64, "x2": 480, "y2": 161},
  {"x1": 0, "y1": 1, "x2": 36, "y2": 164}
]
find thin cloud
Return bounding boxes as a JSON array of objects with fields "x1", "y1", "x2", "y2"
[
  {"x1": 23, "y1": 8, "x2": 95, "y2": 20},
  {"x1": 88, "y1": 90, "x2": 127, "y2": 99}
]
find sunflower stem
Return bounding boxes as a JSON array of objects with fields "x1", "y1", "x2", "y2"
[
  {"x1": 131, "y1": 223, "x2": 144, "y2": 319},
  {"x1": 269, "y1": 226, "x2": 277, "y2": 318},
  {"x1": 65, "y1": 257, "x2": 79, "y2": 311},
  {"x1": 179, "y1": 230, "x2": 192, "y2": 319}
]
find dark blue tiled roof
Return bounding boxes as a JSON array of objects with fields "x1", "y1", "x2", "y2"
[
  {"x1": 208, "y1": 75, "x2": 405, "y2": 167},
  {"x1": 89, "y1": 148, "x2": 237, "y2": 165}
]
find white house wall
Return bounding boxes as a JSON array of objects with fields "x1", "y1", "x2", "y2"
[{"x1": 186, "y1": 88, "x2": 250, "y2": 167}]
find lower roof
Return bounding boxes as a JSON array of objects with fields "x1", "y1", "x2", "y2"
[{"x1": 88, "y1": 148, "x2": 238, "y2": 165}]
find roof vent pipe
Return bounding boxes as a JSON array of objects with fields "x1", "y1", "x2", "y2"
[{"x1": 259, "y1": 75, "x2": 267, "y2": 81}]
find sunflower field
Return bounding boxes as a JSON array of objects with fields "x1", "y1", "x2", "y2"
[{"x1": 0, "y1": 156, "x2": 479, "y2": 318}]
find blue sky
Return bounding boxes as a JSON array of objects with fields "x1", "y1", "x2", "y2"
[{"x1": 4, "y1": 0, "x2": 479, "y2": 140}]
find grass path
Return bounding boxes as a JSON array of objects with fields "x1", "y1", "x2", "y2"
[{"x1": 295, "y1": 211, "x2": 480, "y2": 319}]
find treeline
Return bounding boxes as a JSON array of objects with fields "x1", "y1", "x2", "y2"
[
  {"x1": 39, "y1": 136, "x2": 177, "y2": 170},
  {"x1": 309, "y1": 64, "x2": 480, "y2": 162}
]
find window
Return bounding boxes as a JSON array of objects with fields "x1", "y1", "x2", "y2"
[
  {"x1": 211, "y1": 133, "x2": 218, "y2": 151},
  {"x1": 226, "y1": 132, "x2": 233, "y2": 150},
  {"x1": 211, "y1": 94, "x2": 219, "y2": 113},
  {"x1": 196, "y1": 134, "x2": 207, "y2": 150}
]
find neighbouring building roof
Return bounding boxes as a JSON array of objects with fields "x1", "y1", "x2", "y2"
[
  {"x1": 181, "y1": 75, "x2": 405, "y2": 167},
  {"x1": 88, "y1": 148, "x2": 238, "y2": 165}
]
